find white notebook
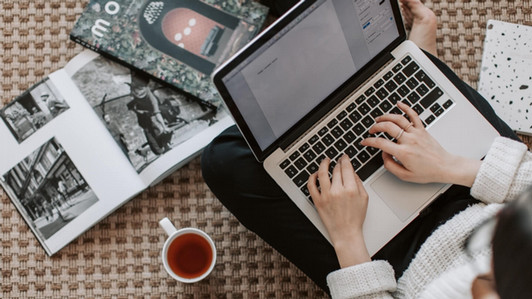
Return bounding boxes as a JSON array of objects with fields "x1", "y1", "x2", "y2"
[{"x1": 478, "y1": 19, "x2": 532, "y2": 135}]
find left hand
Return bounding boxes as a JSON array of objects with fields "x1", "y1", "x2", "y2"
[{"x1": 307, "y1": 154, "x2": 371, "y2": 267}]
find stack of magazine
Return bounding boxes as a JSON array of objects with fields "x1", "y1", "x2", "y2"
[{"x1": 0, "y1": 0, "x2": 268, "y2": 255}]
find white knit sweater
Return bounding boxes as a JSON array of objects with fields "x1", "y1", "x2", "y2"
[{"x1": 326, "y1": 137, "x2": 532, "y2": 298}]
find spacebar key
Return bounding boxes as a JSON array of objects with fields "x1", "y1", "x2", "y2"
[
  {"x1": 356, "y1": 154, "x2": 384, "y2": 181},
  {"x1": 420, "y1": 87, "x2": 443, "y2": 108}
]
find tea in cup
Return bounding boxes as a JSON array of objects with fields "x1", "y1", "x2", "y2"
[{"x1": 159, "y1": 217, "x2": 216, "y2": 283}]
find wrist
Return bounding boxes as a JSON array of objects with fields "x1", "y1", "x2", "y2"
[
  {"x1": 446, "y1": 155, "x2": 481, "y2": 187},
  {"x1": 332, "y1": 231, "x2": 371, "y2": 268}
]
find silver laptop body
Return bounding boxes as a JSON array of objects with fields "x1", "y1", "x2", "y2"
[{"x1": 212, "y1": 0, "x2": 499, "y2": 255}]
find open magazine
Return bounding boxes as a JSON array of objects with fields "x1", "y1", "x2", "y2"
[{"x1": 0, "y1": 50, "x2": 233, "y2": 255}]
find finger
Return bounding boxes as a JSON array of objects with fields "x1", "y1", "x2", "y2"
[
  {"x1": 397, "y1": 102, "x2": 423, "y2": 128},
  {"x1": 374, "y1": 113, "x2": 411, "y2": 130},
  {"x1": 307, "y1": 172, "x2": 321, "y2": 201},
  {"x1": 361, "y1": 136, "x2": 402, "y2": 157},
  {"x1": 317, "y1": 157, "x2": 331, "y2": 191},
  {"x1": 339, "y1": 154, "x2": 357, "y2": 188},
  {"x1": 368, "y1": 121, "x2": 404, "y2": 139},
  {"x1": 331, "y1": 158, "x2": 342, "y2": 186},
  {"x1": 354, "y1": 170, "x2": 367, "y2": 198},
  {"x1": 381, "y1": 152, "x2": 411, "y2": 179}
]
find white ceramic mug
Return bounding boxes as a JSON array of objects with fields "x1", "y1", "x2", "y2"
[{"x1": 159, "y1": 217, "x2": 216, "y2": 283}]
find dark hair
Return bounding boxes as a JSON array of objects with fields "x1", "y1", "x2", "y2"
[
  {"x1": 492, "y1": 186, "x2": 532, "y2": 299},
  {"x1": 130, "y1": 72, "x2": 150, "y2": 87}
]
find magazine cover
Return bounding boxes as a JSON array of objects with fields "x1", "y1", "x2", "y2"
[
  {"x1": 478, "y1": 19, "x2": 532, "y2": 135},
  {"x1": 70, "y1": 0, "x2": 269, "y2": 103}
]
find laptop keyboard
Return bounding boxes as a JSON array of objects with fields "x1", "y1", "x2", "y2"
[{"x1": 278, "y1": 55, "x2": 455, "y2": 203}]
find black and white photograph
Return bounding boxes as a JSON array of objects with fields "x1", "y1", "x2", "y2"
[
  {"x1": 70, "y1": 55, "x2": 224, "y2": 173},
  {"x1": 0, "y1": 78, "x2": 69, "y2": 143},
  {"x1": 1, "y1": 138, "x2": 99, "y2": 240}
]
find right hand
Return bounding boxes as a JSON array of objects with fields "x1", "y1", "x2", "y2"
[{"x1": 361, "y1": 102, "x2": 481, "y2": 186}]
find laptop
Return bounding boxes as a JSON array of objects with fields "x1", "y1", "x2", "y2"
[{"x1": 212, "y1": 0, "x2": 499, "y2": 255}]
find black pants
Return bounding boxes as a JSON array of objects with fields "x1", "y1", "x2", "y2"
[
  {"x1": 259, "y1": 0, "x2": 298, "y2": 16},
  {"x1": 201, "y1": 52, "x2": 519, "y2": 293}
]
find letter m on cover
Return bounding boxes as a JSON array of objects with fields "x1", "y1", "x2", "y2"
[{"x1": 92, "y1": 19, "x2": 110, "y2": 38}]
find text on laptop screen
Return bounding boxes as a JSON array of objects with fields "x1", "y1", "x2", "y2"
[{"x1": 222, "y1": 0, "x2": 399, "y2": 150}]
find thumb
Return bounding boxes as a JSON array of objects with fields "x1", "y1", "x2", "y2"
[{"x1": 382, "y1": 152, "x2": 411, "y2": 180}]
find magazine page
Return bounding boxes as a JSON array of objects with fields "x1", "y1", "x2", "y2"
[
  {"x1": 140, "y1": 110, "x2": 233, "y2": 186},
  {"x1": 0, "y1": 59, "x2": 146, "y2": 255},
  {"x1": 63, "y1": 51, "x2": 234, "y2": 185},
  {"x1": 70, "y1": 0, "x2": 269, "y2": 103}
]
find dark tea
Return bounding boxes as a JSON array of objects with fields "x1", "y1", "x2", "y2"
[{"x1": 167, "y1": 233, "x2": 213, "y2": 279}]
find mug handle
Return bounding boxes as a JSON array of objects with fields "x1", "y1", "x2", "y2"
[{"x1": 159, "y1": 217, "x2": 177, "y2": 236}]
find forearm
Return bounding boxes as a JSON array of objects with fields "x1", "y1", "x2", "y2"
[{"x1": 154, "y1": 113, "x2": 166, "y2": 126}]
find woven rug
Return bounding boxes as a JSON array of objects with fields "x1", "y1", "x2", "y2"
[{"x1": 1, "y1": 1, "x2": 531, "y2": 298}]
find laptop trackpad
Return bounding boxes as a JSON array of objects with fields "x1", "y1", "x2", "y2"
[{"x1": 370, "y1": 172, "x2": 443, "y2": 222}]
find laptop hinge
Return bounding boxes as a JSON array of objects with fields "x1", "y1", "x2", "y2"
[{"x1": 281, "y1": 53, "x2": 395, "y2": 152}]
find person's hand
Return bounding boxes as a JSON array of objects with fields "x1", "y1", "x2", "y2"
[
  {"x1": 307, "y1": 155, "x2": 371, "y2": 267},
  {"x1": 361, "y1": 102, "x2": 481, "y2": 186}
]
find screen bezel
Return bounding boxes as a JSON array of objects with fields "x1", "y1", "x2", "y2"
[{"x1": 212, "y1": 0, "x2": 407, "y2": 162}]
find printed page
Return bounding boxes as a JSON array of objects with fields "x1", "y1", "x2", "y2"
[
  {"x1": 140, "y1": 111, "x2": 233, "y2": 186},
  {"x1": 0, "y1": 53, "x2": 146, "y2": 255},
  {"x1": 63, "y1": 51, "x2": 234, "y2": 185}
]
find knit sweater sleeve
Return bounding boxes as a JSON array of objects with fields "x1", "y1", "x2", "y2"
[
  {"x1": 326, "y1": 260, "x2": 396, "y2": 299},
  {"x1": 471, "y1": 137, "x2": 531, "y2": 203}
]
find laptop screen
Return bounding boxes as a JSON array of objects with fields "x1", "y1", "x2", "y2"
[{"x1": 219, "y1": 0, "x2": 401, "y2": 152}]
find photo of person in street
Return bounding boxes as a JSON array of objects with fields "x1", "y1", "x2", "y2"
[
  {"x1": 126, "y1": 73, "x2": 173, "y2": 155},
  {"x1": 70, "y1": 56, "x2": 225, "y2": 173},
  {"x1": 1, "y1": 138, "x2": 98, "y2": 240}
]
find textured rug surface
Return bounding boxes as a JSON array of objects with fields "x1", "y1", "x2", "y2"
[{"x1": 1, "y1": 0, "x2": 531, "y2": 298}]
